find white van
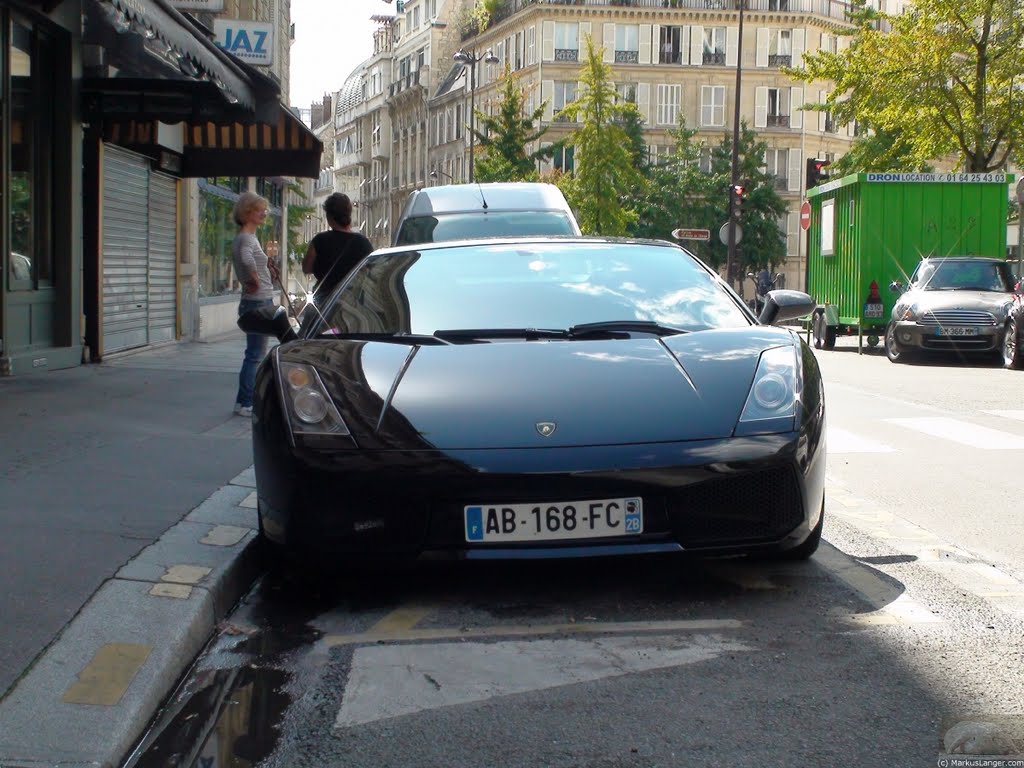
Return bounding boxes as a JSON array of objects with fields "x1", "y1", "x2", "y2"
[{"x1": 393, "y1": 182, "x2": 581, "y2": 246}]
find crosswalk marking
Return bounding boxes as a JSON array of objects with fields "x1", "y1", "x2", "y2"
[
  {"x1": 886, "y1": 417, "x2": 1024, "y2": 449},
  {"x1": 981, "y1": 410, "x2": 1024, "y2": 422},
  {"x1": 827, "y1": 428, "x2": 895, "y2": 454}
]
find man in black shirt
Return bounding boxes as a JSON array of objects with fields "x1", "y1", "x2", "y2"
[{"x1": 302, "y1": 192, "x2": 374, "y2": 305}]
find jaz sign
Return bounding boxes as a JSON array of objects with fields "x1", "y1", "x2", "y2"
[{"x1": 214, "y1": 19, "x2": 274, "y2": 67}]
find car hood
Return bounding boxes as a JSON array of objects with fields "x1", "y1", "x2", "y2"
[
  {"x1": 279, "y1": 328, "x2": 798, "y2": 450},
  {"x1": 901, "y1": 289, "x2": 1013, "y2": 316}
]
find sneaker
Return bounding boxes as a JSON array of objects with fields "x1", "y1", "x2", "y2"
[{"x1": 233, "y1": 404, "x2": 253, "y2": 417}]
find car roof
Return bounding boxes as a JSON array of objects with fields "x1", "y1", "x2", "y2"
[
  {"x1": 371, "y1": 235, "x2": 684, "y2": 258},
  {"x1": 402, "y1": 182, "x2": 573, "y2": 216}
]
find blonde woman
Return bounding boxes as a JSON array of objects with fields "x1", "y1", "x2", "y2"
[{"x1": 231, "y1": 192, "x2": 279, "y2": 417}]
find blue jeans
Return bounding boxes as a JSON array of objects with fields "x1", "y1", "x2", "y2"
[{"x1": 236, "y1": 298, "x2": 273, "y2": 407}]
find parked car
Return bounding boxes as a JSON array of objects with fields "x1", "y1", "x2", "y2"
[
  {"x1": 884, "y1": 256, "x2": 1016, "y2": 364},
  {"x1": 392, "y1": 181, "x2": 581, "y2": 246},
  {"x1": 240, "y1": 236, "x2": 825, "y2": 574},
  {"x1": 1001, "y1": 278, "x2": 1024, "y2": 369}
]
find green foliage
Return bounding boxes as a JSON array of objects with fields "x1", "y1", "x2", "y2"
[
  {"x1": 787, "y1": 0, "x2": 1024, "y2": 172},
  {"x1": 561, "y1": 36, "x2": 645, "y2": 236},
  {"x1": 472, "y1": 65, "x2": 552, "y2": 182},
  {"x1": 469, "y1": 0, "x2": 502, "y2": 32},
  {"x1": 827, "y1": 124, "x2": 936, "y2": 176}
]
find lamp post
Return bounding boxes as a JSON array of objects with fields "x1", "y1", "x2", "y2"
[
  {"x1": 430, "y1": 167, "x2": 455, "y2": 184},
  {"x1": 453, "y1": 47, "x2": 498, "y2": 182},
  {"x1": 726, "y1": 0, "x2": 747, "y2": 288}
]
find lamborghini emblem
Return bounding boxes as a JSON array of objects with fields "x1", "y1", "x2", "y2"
[{"x1": 536, "y1": 422, "x2": 557, "y2": 437}]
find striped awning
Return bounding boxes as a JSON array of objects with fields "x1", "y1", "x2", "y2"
[{"x1": 102, "y1": 107, "x2": 323, "y2": 178}]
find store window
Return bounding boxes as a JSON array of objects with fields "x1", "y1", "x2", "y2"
[
  {"x1": 197, "y1": 178, "x2": 281, "y2": 299},
  {"x1": 8, "y1": 17, "x2": 56, "y2": 290}
]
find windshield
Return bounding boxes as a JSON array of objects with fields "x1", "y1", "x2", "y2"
[
  {"x1": 311, "y1": 241, "x2": 751, "y2": 337},
  {"x1": 911, "y1": 260, "x2": 1014, "y2": 292},
  {"x1": 394, "y1": 211, "x2": 579, "y2": 246}
]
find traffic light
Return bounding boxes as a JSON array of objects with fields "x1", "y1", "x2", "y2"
[
  {"x1": 730, "y1": 184, "x2": 746, "y2": 219},
  {"x1": 806, "y1": 158, "x2": 831, "y2": 190}
]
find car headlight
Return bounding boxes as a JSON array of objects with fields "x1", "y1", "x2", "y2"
[
  {"x1": 278, "y1": 361, "x2": 350, "y2": 436},
  {"x1": 735, "y1": 345, "x2": 801, "y2": 436},
  {"x1": 897, "y1": 303, "x2": 919, "y2": 321}
]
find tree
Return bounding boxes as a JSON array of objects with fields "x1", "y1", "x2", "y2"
[
  {"x1": 788, "y1": 0, "x2": 1024, "y2": 172},
  {"x1": 826, "y1": 124, "x2": 935, "y2": 176},
  {"x1": 472, "y1": 65, "x2": 553, "y2": 182},
  {"x1": 560, "y1": 36, "x2": 645, "y2": 236}
]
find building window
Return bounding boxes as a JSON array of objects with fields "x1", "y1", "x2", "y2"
[
  {"x1": 699, "y1": 146, "x2": 712, "y2": 174},
  {"x1": 8, "y1": 17, "x2": 58, "y2": 290},
  {"x1": 657, "y1": 84, "x2": 681, "y2": 126},
  {"x1": 616, "y1": 82, "x2": 637, "y2": 104},
  {"x1": 659, "y1": 25, "x2": 683, "y2": 64},
  {"x1": 769, "y1": 30, "x2": 792, "y2": 67},
  {"x1": 615, "y1": 25, "x2": 639, "y2": 64},
  {"x1": 764, "y1": 148, "x2": 790, "y2": 189},
  {"x1": 701, "y1": 85, "x2": 725, "y2": 127},
  {"x1": 197, "y1": 180, "x2": 278, "y2": 298},
  {"x1": 553, "y1": 81, "x2": 577, "y2": 121},
  {"x1": 703, "y1": 27, "x2": 727, "y2": 65},
  {"x1": 766, "y1": 87, "x2": 790, "y2": 127},
  {"x1": 554, "y1": 22, "x2": 578, "y2": 62},
  {"x1": 553, "y1": 144, "x2": 575, "y2": 174}
]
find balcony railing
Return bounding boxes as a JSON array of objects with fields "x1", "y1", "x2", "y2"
[
  {"x1": 615, "y1": 50, "x2": 640, "y2": 64},
  {"x1": 773, "y1": 176, "x2": 789, "y2": 190},
  {"x1": 768, "y1": 54, "x2": 792, "y2": 67},
  {"x1": 480, "y1": 0, "x2": 861, "y2": 34},
  {"x1": 824, "y1": 116, "x2": 836, "y2": 133},
  {"x1": 702, "y1": 51, "x2": 726, "y2": 65},
  {"x1": 659, "y1": 48, "x2": 683, "y2": 64},
  {"x1": 766, "y1": 114, "x2": 791, "y2": 128},
  {"x1": 554, "y1": 48, "x2": 579, "y2": 61}
]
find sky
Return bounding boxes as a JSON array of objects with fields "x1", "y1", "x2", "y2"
[{"x1": 289, "y1": 0, "x2": 397, "y2": 110}]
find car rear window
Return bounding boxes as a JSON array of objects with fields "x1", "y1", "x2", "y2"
[{"x1": 394, "y1": 211, "x2": 578, "y2": 246}]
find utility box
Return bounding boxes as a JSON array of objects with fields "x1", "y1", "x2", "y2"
[{"x1": 805, "y1": 172, "x2": 1013, "y2": 350}]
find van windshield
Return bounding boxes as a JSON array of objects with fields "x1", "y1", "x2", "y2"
[{"x1": 394, "y1": 211, "x2": 578, "y2": 246}]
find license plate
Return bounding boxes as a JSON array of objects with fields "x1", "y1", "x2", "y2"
[
  {"x1": 935, "y1": 326, "x2": 978, "y2": 336},
  {"x1": 464, "y1": 497, "x2": 643, "y2": 543},
  {"x1": 864, "y1": 303, "x2": 884, "y2": 319}
]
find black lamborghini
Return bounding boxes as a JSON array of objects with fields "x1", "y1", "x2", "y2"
[{"x1": 244, "y1": 237, "x2": 825, "y2": 569}]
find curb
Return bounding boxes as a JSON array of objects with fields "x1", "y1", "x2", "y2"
[{"x1": 0, "y1": 468, "x2": 262, "y2": 768}]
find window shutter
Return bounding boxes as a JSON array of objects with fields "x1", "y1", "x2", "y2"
[
  {"x1": 680, "y1": 26, "x2": 691, "y2": 65},
  {"x1": 542, "y1": 80, "x2": 553, "y2": 121},
  {"x1": 788, "y1": 148, "x2": 802, "y2": 193},
  {"x1": 542, "y1": 21, "x2": 555, "y2": 62},
  {"x1": 652, "y1": 24, "x2": 661, "y2": 62},
  {"x1": 787, "y1": 212, "x2": 799, "y2": 255},
  {"x1": 604, "y1": 23, "x2": 615, "y2": 63},
  {"x1": 540, "y1": 141, "x2": 553, "y2": 172},
  {"x1": 755, "y1": 86, "x2": 768, "y2": 128},
  {"x1": 637, "y1": 82, "x2": 651, "y2": 124},
  {"x1": 527, "y1": 24, "x2": 536, "y2": 66},
  {"x1": 579, "y1": 21, "x2": 591, "y2": 58},
  {"x1": 756, "y1": 28, "x2": 769, "y2": 67},
  {"x1": 792, "y1": 29, "x2": 805, "y2": 66},
  {"x1": 726, "y1": 26, "x2": 738, "y2": 67},
  {"x1": 819, "y1": 88, "x2": 827, "y2": 132},
  {"x1": 639, "y1": 24, "x2": 652, "y2": 64},
  {"x1": 690, "y1": 24, "x2": 703, "y2": 66},
  {"x1": 790, "y1": 86, "x2": 803, "y2": 129}
]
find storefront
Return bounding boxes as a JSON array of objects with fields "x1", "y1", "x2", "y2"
[{"x1": 0, "y1": 0, "x2": 82, "y2": 375}]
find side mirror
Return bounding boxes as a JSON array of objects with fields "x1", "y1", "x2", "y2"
[
  {"x1": 889, "y1": 280, "x2": 905, "y2": 293},
  {"x1": 237, "y1": 305, "x2": 298, "y2": 343},
  {"x1": 757, "y1": 289, "x2": 816, "y2": 326}
]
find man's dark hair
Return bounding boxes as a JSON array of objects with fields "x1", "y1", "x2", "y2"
[{"x1": 324, "y1": 193, "x2": 353, "y2": 227}]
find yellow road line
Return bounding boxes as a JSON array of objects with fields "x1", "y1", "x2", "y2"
[{"x1": 367, "y1": 605, "x2": 434, "y2": 634}]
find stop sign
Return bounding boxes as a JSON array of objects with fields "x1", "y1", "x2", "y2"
[{"x1": 799, "y1": 200, "x2": 812, "y2": 231}]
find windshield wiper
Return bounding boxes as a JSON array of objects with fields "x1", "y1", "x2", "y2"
[
  {"x1": 568, "y1": 320, "x2": 688, "y2": 338},
  {"x1": 314, "y1": 331, "x2": 450, "y2": 345},
  {"x1": 432, "y1": 328, "x2": 570, "y2": 342}
]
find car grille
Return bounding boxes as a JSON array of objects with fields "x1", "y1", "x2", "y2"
[
  {"x1": 666, "y1": 466, "x2": 804, "y2": 547},
  {"x1": 919, "y1": 310, "x2": 995, "y2": 326}
]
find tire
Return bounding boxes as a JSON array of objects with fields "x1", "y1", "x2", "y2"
[
  {"x1": 1003, "y1": 320, "x2": 1024, "y2": 370},
  {"x1": 866, "y1": 334, "x2": 880, "y2": 348},
  {"x1": 775, "y1": 501, "x2": 824, "y2": 561},
  {"x1": 823, "y1": 326, "x2": 837, "y2": 350},
  {"x1": 885, "y1": 322, "x2": 909, "y2": 363},
  {"x1": 812, "y1": 312, "x2": 825, "y2": 349}
]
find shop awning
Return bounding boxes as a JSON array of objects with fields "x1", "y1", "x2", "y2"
[{"x1": 83, "y1": 0, "x2": 323, "y2": 177}]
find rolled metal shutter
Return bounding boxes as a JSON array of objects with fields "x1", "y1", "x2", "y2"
[
  {"x1": 147, "y1": 173, "x2": 178, "y2": 344},
  {"x1": 102, "y1": 145, "x2": 150, "y2": 353}
]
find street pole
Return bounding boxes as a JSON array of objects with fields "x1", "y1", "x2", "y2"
[
  {"x1": 726, "y1": 0, "x2": 746, "y2": 288},
  {"x1": 454, "y1": 48, "x2": 497, "y2": 184},
  {"x1": 1017, "y1": 177, "x2": 1024, "y2": 281}
]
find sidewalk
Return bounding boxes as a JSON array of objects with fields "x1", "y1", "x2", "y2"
[{"x1": 0, "y1": 332, "x2": 267, "y2": 767}]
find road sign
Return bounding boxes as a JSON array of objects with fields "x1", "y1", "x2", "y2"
[
  {"x1": 719, "y1": 222, "x2": 742, "y2": 246},
  {"x1": 800, "y1": 200, "x2": 812, "y2": 231},
  {"x1": 672, "y1": 228, "x2": 711, "y2": 241}
]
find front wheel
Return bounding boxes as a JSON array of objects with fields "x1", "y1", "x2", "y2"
[
  {"x1": 772, "y1": 501, "x2": 824, "y2": 561},
  {"x1": 1003, "y1": 320, "x2": 1024, "y2": 370},
  {"x1": 885, "y1": 322, "x2": 910, "y2": 363}
]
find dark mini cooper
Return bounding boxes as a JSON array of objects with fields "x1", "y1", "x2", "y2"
[{"x1": 241, "y1": 237, "x2": 825, "y2": 572}]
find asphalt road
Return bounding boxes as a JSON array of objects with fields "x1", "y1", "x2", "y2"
[{"x1": 122, "y1": 334, "x2": 1024, "y2": 767}]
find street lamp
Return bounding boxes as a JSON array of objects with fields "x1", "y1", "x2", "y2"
[
  {"x1": 430, "y1": 167, "x2": 455, "y2": 184},
  {"x1": 453, "y1": 47, "x2": 498, "y2": 182}
]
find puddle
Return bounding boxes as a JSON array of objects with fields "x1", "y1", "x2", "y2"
[{"x1": 124, "y1": 666, "x2": 290, "y2": 768}]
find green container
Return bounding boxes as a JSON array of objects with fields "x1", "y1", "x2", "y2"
[{"x1": 805, "y1": 172, "x2": 1013, "y2": 348}]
